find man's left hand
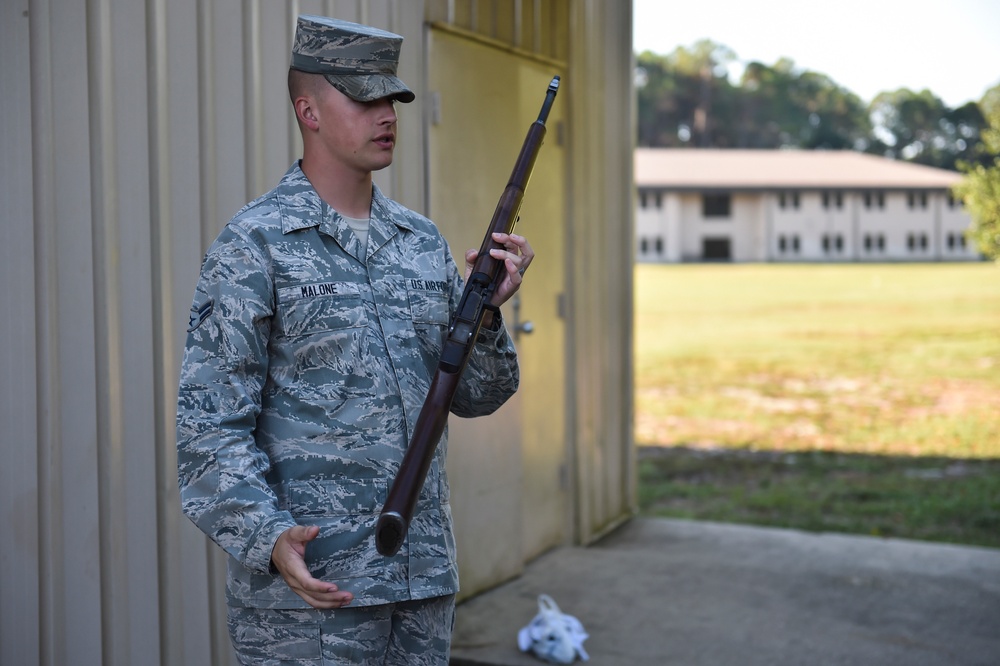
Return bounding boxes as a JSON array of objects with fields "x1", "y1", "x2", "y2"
[{"x1": 463, "y1": 232, "x2": 534, "y2": 308}]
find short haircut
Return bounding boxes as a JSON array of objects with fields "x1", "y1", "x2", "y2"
[{"x1": 287, "y1": 68, "x2": 326, "y2": 105}]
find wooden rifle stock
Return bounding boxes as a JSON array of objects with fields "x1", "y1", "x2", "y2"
[{"x1": 375, "y1": 75, "x2": 561, "y2": 557}]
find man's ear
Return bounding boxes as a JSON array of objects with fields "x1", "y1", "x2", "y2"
[{"x1": 295, "y1": 96, "x2": 320, "y2": 131}]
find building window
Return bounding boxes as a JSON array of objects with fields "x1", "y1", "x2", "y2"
[
  {"x1": 638, "y1": 190, "x2": 666, "y2": 210},
  {"x1": 864, "y1": 233, "x2": 886, "y2": 253},
  {"x1": 703, "y1": 194, "x2": 731, "y2": 218},
  {"x1": 821, "y1": 234, "x2": 844, "y2": 254},
  {"x1": 947, "y1": 193, "x2": 963, "y2": 209},
  {"x1": 778, "y1": 192, "x2": 801, "y2": 210},
  {"x1": 947, "y1": 232, "x2": 967, "y2": 250},
  {"x1": 640, "y1": 237, "x2": 666, "y2": 257},
  {"x1": 907, "y1": 192, "x2": 928, "y2": 209},
  {"x1": 822, "y1": 191, "x2": 843, "y2": 210},
  {"x1": 864, "y1": 191, "x2": 886, "y2": 210},
  {"x1": 907, "y1": 233, "x2": 930, "y2": 252},
  {"x1": 778, "y1": 234, "x2": 801, "y2": 254}
]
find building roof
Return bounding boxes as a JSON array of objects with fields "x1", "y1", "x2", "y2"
[{"x1": 635, "y1": 148, "x2": 963, "y2": 191}]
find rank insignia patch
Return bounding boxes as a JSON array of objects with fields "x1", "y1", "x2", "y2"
[{"x1": 187, "y1": 298, "x2": 214, "y2": 332}]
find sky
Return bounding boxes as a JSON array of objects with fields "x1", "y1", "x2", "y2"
[{"x1": 633, "y1": 0, "x2": 1000, "y2": 108}]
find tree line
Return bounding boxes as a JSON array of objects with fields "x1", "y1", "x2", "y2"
[{"x1": 636, "y1": 41, "x2": 998, "y2": 172}]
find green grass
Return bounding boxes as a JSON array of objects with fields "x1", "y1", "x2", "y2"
[{"x1": 634, "y1": 263, "x2": 1000, "y2": 547}]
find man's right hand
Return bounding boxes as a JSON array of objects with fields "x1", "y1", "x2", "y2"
[{"x1": 271, "y1": 525, "x2": 354, "y2": 609}]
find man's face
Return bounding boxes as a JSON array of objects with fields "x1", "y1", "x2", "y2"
[{"x1": 314, "y1": 83, "x2": 398, "y2": 175}]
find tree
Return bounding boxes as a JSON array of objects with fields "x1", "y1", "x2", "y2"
[
  {"x1": 636, "y1": 44, "x2": 870, "y2": 150},
  {"x1": 635, "y1": 42, "x2": 738, "y2": 148},
  {"x1": 944, "y1": 101, "x2": 989, "y2": 168},
  {"x1": 634, "y1": 43, "x2": 991, "y2": 170},
  {"x1": 953, "y1": 102, "x2": 1000, "y2": 261},
  {"x1": 739, "y1": 59, "x2": 869, "y2": 149},
  {"x1": 868, "y1": 88, "x2": 946, "y2": 164},
  {"x1": 866, "y1": 88, "x2": 986, "y2": 170}
]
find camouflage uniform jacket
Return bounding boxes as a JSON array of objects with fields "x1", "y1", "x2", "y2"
[{"x1": 177, "y1": 162, "x2": 519, "y2": 609}]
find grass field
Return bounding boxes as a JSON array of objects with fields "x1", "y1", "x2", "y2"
[{"x1": 634, "y1": 263, "x2": 1000, "y2": 547}]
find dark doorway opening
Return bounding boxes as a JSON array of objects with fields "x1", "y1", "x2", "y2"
[{"x1": 702, "y1": 237, "x2": 732, "y2": 261}]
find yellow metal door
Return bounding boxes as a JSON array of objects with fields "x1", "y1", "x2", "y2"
[{"x1": 428, "y1": 27, "x2": 567, "y2": 597}]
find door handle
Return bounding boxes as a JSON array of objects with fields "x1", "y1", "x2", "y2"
[{"x1": 511, "y1": 295, "x2": 534, "y2": 342}]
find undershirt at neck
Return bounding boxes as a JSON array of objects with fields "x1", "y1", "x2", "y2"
[{"x1": 341, "y1": 214, "x2": 371, "y2": 255}]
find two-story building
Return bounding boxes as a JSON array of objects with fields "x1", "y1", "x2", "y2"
[{"x1": 636, "y1": 148, "x2": 979, "y2": 263}]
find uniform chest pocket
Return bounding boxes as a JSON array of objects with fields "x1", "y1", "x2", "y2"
[
  {"x1": 404, "y1": 283, "x2": 451, "y2": 376},
  {"x1": 406, "y1": 281, "x2": 450, "y2": 326},
  {"x1": 275, "y1": 282, "x2": 375, "y2": 398},
  {"x1": 277, "y1": 282, "x2": 368, "y2": 338}
]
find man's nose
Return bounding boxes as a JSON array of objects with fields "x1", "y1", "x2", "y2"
[{"x1": 377, "y1": 98, "x2": 397, "y2": 122}]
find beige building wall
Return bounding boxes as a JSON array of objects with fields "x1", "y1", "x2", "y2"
[
  {"x1": 1, "y1": 1, "x2": 634, "y2": 665},
  {"x1": 635, "y1": 147, "x2": 979, "y2": 264},
  {"x1": 638, "y1": 190, "x2": 979, "y2": 263}
]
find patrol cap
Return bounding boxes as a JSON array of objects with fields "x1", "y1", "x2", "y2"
[{"x1": 291, "y1": 15, "x2": 415, "y2": 103}]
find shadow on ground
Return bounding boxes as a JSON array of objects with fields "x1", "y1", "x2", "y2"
[{"x1": 639, "y1": 444, "x2": 1000, "y2": 549}]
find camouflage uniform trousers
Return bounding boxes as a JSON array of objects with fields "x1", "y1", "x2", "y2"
[{"x1": 227, "y1": 594, "x2": 456, "y2": 665}]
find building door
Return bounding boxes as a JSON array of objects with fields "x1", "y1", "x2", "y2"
[
  {"x1": 427, "y1": 27, "x2": 568, "y2": 597},
  {"x1": 702, "y1": 237, "x2": 732, "y2": 261}
]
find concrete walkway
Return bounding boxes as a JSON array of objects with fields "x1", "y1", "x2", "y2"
[{"x1": 449, "y1": 518, "x2": 1000, "y2": 665}]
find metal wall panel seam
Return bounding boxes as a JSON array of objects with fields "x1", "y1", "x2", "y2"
[
  {"x1": 197, "y1": 0, "x2": 219, "y2": 251},
  {"x1": 105, "y1": 0, "x2": 163, "y2": 661},
  {"x1": 88, "y1": 0, "x2": 132, "y2": 661},
  {"x1": 146, "y1": 0, "x2": 181, "y2": 660},
  {"x1": 27, "y1": 0, "x2": 59, "y2": 663},
  {"x1": 243, "y1": 0, "x2": 265, "y2": 199},
  {"x1": 0, "y1": 1, "x2": 41, "y2": 664},
  {"x1": 46, "y1": 0, "x2": 106, "y2": 661}
]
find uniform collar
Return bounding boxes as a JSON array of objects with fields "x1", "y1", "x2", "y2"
[{"x1": 275, "y1": 162, "x2": 416, "y2": 260}]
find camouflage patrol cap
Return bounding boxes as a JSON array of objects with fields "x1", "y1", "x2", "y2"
[{"x1": 291, "y1": 15, "x2": 415, "y2": 103}]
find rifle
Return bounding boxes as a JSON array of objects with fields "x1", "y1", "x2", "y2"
[{"x1": 375, "y1": 75, "x2": 561, "y2": 557}]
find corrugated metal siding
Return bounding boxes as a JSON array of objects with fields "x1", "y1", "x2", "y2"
[
  {"x1": 426, "y1": 0, "x2": 570, "y2": 62},
  {"x1": 1, "y1": 1, "x2": 41, "y2": 664},
  {"x1": 566, "y1": 0, "x2": 637, "y2": 543},
  {"x1": 1, "y1": 1, "x2": 634, "y2": 663}
]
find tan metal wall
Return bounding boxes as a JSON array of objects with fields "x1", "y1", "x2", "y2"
[
  {"x1": 0, "y1": 1, "x2": 633, "y2": 663},
  {"x1": 566, "y1": 1, "x2": 637, "y2": 544}
]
